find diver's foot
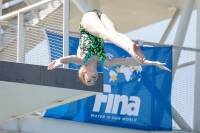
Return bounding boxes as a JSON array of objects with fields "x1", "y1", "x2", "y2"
[{"x1": 132, "y1": 43, "x2": 145, "y2": 63}]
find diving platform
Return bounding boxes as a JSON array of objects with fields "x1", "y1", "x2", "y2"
[{"x1": 0, "y1": 61, "x2": 103, "y2": 124}]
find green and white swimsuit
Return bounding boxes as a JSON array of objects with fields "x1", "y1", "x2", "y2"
[{"x1": 79, "y1": 11, "x2": 106, "y2": 66}]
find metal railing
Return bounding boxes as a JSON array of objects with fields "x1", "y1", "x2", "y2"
[{"x1": 0, "y1": 0, "x2": 69, "y2": 66}]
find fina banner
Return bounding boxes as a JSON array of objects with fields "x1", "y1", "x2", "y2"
[{"x1": 44, "y1": 31, "x2": 172, "y2": 131}]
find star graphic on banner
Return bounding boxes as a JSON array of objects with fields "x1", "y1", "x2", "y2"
[
  {"x1": 115, "y1": 67, "x2": 121, "y2": 73},
  {"x1": 132, "y1": 66, "x2": 135, "y2": 71},
  {"x1": 110, "y1": 74, "x2": 117, "y2": 82},
  {"x1": 121, "y1": 65, "x2": 125, "y2": 68}
]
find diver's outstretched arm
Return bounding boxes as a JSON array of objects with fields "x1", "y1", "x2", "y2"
[{"x1": 47, "y1": 55, "x2": 83, "y2": 70}]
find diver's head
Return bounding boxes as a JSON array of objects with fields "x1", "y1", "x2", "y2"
[{"x1": 78, "y1": 65, "x2": 98, "y2": 86}]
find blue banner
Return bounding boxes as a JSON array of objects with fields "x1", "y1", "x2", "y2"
[{"x1": 44, "y1": 31, "x2": 172, "y2": 131}]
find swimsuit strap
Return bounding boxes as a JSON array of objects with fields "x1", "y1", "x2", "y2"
[
  {"x1": 99, "y1": 59, "x2": 105, "y2": 66},
  {"x1": 83, "y1": 57, "x2": 105, "y2": 67},
  {"x1": 94, "y1": 11, "x2": 102, "y2": 18}
]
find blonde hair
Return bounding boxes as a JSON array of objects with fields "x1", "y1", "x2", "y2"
[
  {"x1": 78, "y1": 65, "x2": 87, "y2": 85},
  {"x1": 78, "y1": 65, "x2": 98, "y2": 86}
]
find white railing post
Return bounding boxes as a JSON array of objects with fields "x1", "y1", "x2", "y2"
[
  {"x1": 0, "y1": 0, "x2": 2, "y2": 48},
  {"x1": 194, "y1": 0, "x2": 200, "y2": 132},
  {"x1": 159, "y1": 9, "x2": 181, "y2": 44},
  {"x1": 172, "y1": 0, "x2": 195, "y2": 131},
  {"x1": 17, "y1": 13, "x2": 24, "y2": 63},
  {"x1": 172, "y1": 0, "x2": 195, "y2": 76},
  {"x1": 72, "y1": 0, "x2": 91, "y2": 14},
  {"x1": 63, "y1": 0, "x2": 70, "y2": 68}
]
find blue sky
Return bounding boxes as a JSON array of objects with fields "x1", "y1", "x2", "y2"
[{"x1": 126, "y1": 10, "x2": 197, "y2": 48}]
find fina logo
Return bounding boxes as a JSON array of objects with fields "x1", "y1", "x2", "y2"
[{"x1": 92, "y1": 85, "x2": 141, "y2": 116}]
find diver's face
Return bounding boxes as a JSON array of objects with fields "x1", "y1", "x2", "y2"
[{"x1": 83, "y1": 70, "x2": 98, "y2": 86}]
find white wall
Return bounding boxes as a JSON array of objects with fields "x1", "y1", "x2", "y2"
[{"x1": 0, "y1": 115, "x2": 189, "y2": 133}]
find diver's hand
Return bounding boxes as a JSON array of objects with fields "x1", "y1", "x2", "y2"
[
  {"x1": 153, "y1": 61, "x2": 171, "y2": 72},
  {"x1": 47, "y1": 59, "x2": 62, "y2": 70}
]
